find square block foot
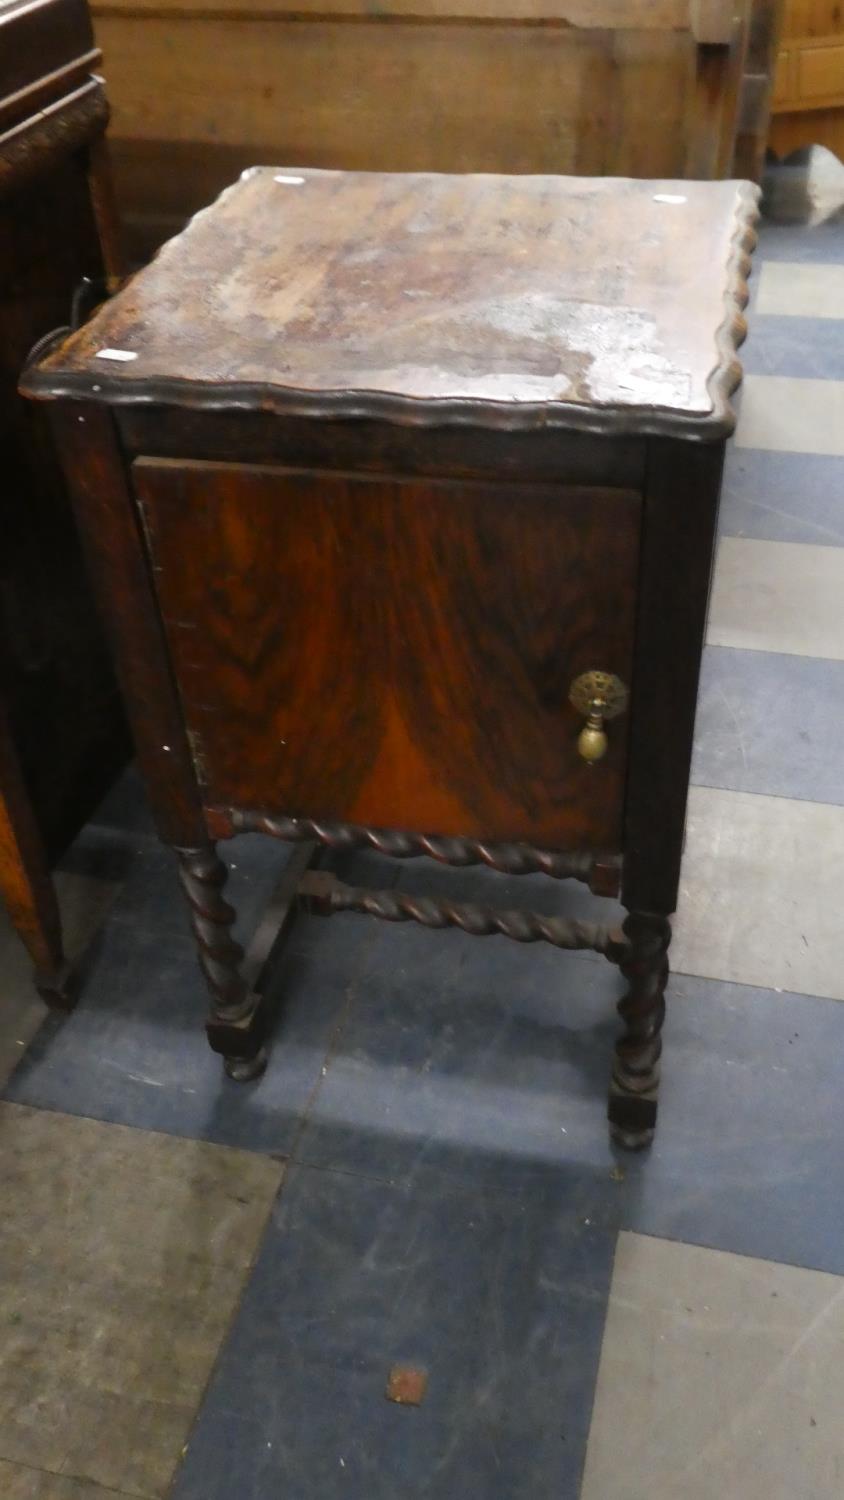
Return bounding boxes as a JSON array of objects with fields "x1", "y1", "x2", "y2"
[
  {"x1": 35, "y1": 961, "x2": 77, "y2": 1012},
  {"x1": 608, "y1": 1078, "x2": 658, "y2": 1151},
  {"x1": 206, "y1": 993, "x2": 266, "y2": 1061}
]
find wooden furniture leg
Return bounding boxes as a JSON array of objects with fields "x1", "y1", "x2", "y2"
[
  {"x1": 609, "y1": 438, "x2": 725, "y2": 1149},
  {"x1": 176, "y1": 839, "x2": 320, "y2": 1079},
  {"x1": 608, "y1": 911, "x2": 671, "y2": 1150},
  {"x1": 175, "y1": 843, "x2": 267, "y2": 1079},
  {"x1": 0, "y1": 719, "x2": 72, "y2": 1006}
]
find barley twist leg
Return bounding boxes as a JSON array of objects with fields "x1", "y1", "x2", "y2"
[
  {"x1": 175, "y1": 844, "x2": 267, "y2": 1080},
  {"x1": 608, "y1": 910, "x2": 671, "y2": 1149}
]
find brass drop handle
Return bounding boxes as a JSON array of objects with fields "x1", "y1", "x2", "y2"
[{"x1": 569, "y1": 671, "x2": 629, "y2": 764}]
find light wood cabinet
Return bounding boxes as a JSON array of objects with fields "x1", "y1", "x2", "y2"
[{"x1": 771, "y1": 0, "x2": 844, "y2": 158}]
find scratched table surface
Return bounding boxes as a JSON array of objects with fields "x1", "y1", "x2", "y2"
[{"x1": 29, "y1": 167, "x2": 759, "y2": 439}]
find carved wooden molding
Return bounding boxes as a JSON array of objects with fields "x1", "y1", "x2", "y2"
[
  {"x1": 0, "y1": 78, "x2": 109, "y2": 197},
  {"x1": 21, "y1": 179, "x2": 758, "y2": 441},
  {"x1": 176, "y1": 845, "x2": 253, "y2": 1022},
  {"x1": 709, "y1": 180, "x2": 759, "y2": 433},
  {"x1": 0, "y1": 50, "x2": 102, "y2": 133},
  {"x1": 607, "y1": 911, "x2": 671, "y2": 1145},
  {"x1": 613, "y1": 911, "x2": 670, "y2": 1093},
  {"x1": 21, "y1": 178, "x2": 760, "y2": 443},
  {"x1": 299, "y1": 869, "x2": 627, "y2": 958},
  {"x1": 213, "y1": 807, "x2": 621, "y2": 893}
]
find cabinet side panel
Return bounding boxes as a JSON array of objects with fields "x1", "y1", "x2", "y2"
[
  {"x1": 622, "y1": 436, "x2": 724, "y2": 914},
  {"x1": 47, "y1": 405, "x2": 206, "y2": 846}
]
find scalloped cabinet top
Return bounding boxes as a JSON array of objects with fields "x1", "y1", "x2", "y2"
[{"x1": 27, "y1": 167, "x2": 760, "y2": 440}]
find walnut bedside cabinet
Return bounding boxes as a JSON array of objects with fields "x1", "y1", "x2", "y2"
[{"x1": 21, "y1": 168, "x2": 759, "y2": 1148}]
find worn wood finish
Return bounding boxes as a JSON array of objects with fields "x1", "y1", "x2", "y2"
[
  {"x1": 25, "y1": 168, "x2": 759, "y2": 1144},
  {"x1": 0, "y1": 0, "x2": 129, "y2": 999},
  {"x1": 31, "y1": 167, "x2": 758, "y2": 442},
  {"x1": 135, "y1": 459, "x2": 640, "y2": 849}
]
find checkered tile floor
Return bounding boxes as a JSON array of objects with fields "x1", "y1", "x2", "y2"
[{"x1": 3, "y1": 180, "x2": 844, "y2": 1499}]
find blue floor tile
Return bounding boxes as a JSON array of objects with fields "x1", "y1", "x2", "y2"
[
  {"x1": 692, "y1": 645, "x2": 844, "y2": 804},
  {"x1": 741, "y1": 315, "x2": 844, "y2": 380},
  {"x1": 3, "y1": 833, "x2": 375, "y2": 1150},
  {"x1": 172, "y1": 1158, "x2": 618, "y2": 1500},
  {"x1": 119, "y1": 831, "x2": 300, "y2": 944},
  {"x1": 60, "y1": 819, "x2": 297, "y2": 945},
  {"x1": 88, "y1": 763, "x2": 159, "y2": 839},
  {"x1": 296, "y1": 914, "x2": 844, "y2": 1274},
  {"x1": 756, "y1": 220, "x2": 844, "y2": 264},
  {"x1": 168, "y1": 956, "x2": 844, "y2": 1496},
  {"x1": 295, "y1": 914, "x2": 623, "y2": 1194},
  {"x1": 620, "y1": 974, "x2": 844, "y2": 1276},
  {"x1": 719, "y1": 447, "x2": 844, "y2": 545}
]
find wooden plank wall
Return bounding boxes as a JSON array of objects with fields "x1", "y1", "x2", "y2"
[
  {"x1": 732, "y1": 0, "x2": 785, "y2": 178},
  {"x1": 91, "y1": 0, "x2": 756, "y2": 260}
]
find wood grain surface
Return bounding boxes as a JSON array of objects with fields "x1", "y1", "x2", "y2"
[
  {"x1": 91, "y1": 0, "x2": 693, "y2": 22},
  {"x1": 26, "y1": 167, "x2": 759, "y2": 440},
  {"x1": 133, "y1": 458, "x2": 641, "y2": 849}
]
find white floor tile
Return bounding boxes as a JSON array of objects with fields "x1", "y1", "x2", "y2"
[
  {"x1": 707, "y1": 537, "x2": 844, "y2": 659},
  {"x1": 581, "y1": 1231, "x2": 844, "y2": 1500},
  {"x1": 672, "y1": 785, "x2": 844, "y2": 1001},
  {"x1": 756, "y1": 262, "x2": 844, "y2": 319},
  {"x1": 735, "y1": 374, "x2": 844, "y2": 455}
]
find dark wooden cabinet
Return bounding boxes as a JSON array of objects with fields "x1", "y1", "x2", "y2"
[
  {"x1": 134, "y1": 460, "x2": 641, "y2": 850},
  {"x1": 22, "y1": 167, "x2": 759, "y2": 1144},
  {"x1": 0, "y1": 0, "x2": 129, "y2": 999}
]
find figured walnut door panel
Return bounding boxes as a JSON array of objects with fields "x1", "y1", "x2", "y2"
[{"x1": 133, "y1": 458, "x2": 641, "y2": 849}]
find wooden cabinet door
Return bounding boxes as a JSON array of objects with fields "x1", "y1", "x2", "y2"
[{"x1": 133, "y1": 458, "x2": 641, "y2": 851}]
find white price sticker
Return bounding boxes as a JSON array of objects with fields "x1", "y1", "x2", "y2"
[{"x1": 95, "y1": 348, "x2": 139, "y2": 362}]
